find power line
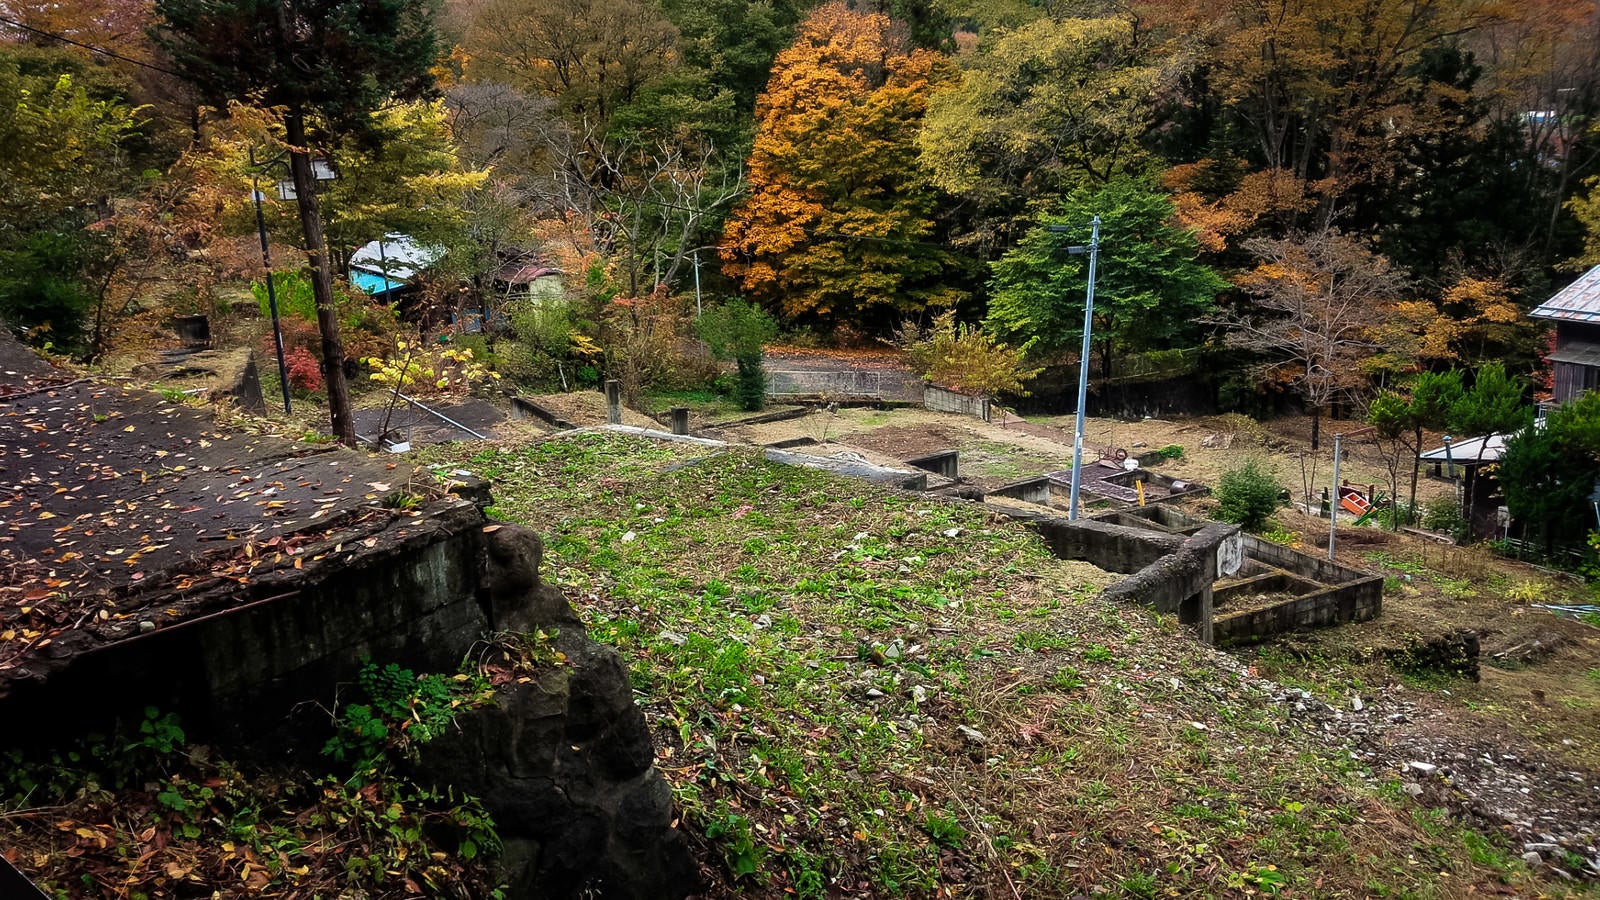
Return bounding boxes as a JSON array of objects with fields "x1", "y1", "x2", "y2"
[{"x1": 0, "y1": 15, "x2": 187, "y2": 79}]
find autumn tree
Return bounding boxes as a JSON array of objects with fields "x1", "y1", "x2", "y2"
[
  {"x1": 1214, "y1": 228, "x2": 1403, "y2": 448},
  {"x1": 154, "y1": 0, "x2": 440, "y2": 446},
  {"x1": 721, "y1": 2, "x2": 962, "y2": 332},
  {"x1": 918, "y1": 16, "x2": 1174, "y2": 251},
  {"x1": 987, "y1": 176, "x2": 1227, "y2": 375},
  {"x1": 320, "y1": 100, "x2": 489, "y2": 272},
  {"x1": 463, "y1": 0, "x2": 679, "y2": 129},
  {"x1": 1200, "y1": 0, "x2": 1504, "y2": 222},
  {"x1": 0, "y1": 51, "x2": 142, "y2": 352}
]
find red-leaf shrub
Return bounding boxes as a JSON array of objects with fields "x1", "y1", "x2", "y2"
[{"x1": 286, "y1": 346, "x2": 323, "y2": 393}]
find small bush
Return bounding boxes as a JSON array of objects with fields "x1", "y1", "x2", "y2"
[
  {"x1": 1215, "y1": 459, "x2": 1282, "y2": 531},
  {"x1": 700, "y1": 300, "x2": 778, "y2": 412},
  {"x1": 1155, "y1": 444, "x2": 1185, "y2": 460},
  {"x1": 1421, "y1": 496, "x2": 1467, "y2": 540},
  {"x1": 1259, "y1": 522, "x2": 1297, "y2": 546},
  {"x1": 285, "y1": 346, "x2": 323, "y2": 393},
  {"x1": 1373, "y1": 501, "x2": 1415, "y2": 531}
]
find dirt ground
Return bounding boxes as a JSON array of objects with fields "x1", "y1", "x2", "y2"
[
  {"x1": 522, "y1": 391, "x2": 664, "y2": 430},
  {"x1": 721, "y1": 405, "x2": 1456, "y2": 510}
]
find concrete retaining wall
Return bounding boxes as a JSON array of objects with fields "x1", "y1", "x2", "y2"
[
  {"x1": 511, "y1": 395, "x2": 576, "y2": 429},
  {"x1": 990, "y1": 476, "x2": 1051, "y2": 505},
  {"x1": 999, "y1": 501, "x2": 1382, "y2": 646},
  {"x1": 1011, "y1": 513, "x2": 1225, "y2": 642},
  {"x1": 1213, "y1": 579, "x2": 1383, "y2": 645},
  {"x1": 924, "y1": 385, "x2": 991, "y2": 422},
  {"x1": 4, "y1": 501, "x2": 506, "y2": 747},
  {"x1": 905, "y1": 449, "x2": 959, "y2": 478},
  {"x1": 1099, "y1": 503, "x2": 1383, "y2": 645},
  {"x1": 1018, "y1": 515, "x2": 1182, "y2": 574}
]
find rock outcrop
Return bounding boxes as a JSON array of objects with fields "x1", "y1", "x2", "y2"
[{"x1": 416, "y1": 525, "x2": 698, "y2": 899}]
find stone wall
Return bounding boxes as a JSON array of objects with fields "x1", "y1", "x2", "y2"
[{"x1": 923, "y1": 384, "x2": 991, "y2": 421}]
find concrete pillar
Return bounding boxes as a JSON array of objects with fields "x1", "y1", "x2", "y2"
[
  {"x1": 605, "y1": 379, "x2": 622, "y2": 425},
  {"x1": 670, "y1": 406, "x2": 690, "y2": 435}
]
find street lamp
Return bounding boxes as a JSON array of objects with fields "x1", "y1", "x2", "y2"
[
  {"x1": 1048, "y1": 216, "x2": 1102, "y2": 521},
  {"x1": 248, "y1": 147, "x2": 337, "y2": 415}
]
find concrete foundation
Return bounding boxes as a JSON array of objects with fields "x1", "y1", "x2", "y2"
[
  {"x1": 904, "y1": 449, "x2": 959, "y2": 478},
  {"x1": 990, "y1": 476, "x2": 1052, "y2": 505},
  {"x1": 1097, "y1": 505, "x2": 1383, "y2": 646}
]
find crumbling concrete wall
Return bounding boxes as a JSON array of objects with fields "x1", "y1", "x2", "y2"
[
  {"x1": 924, "y1": 385, "x2": 991, "y2": 421},
  {"x1": 1006, "y1": 511, "x2": 1227, "y2": 642},
  {"x1": 989, "y1": 476, "x2": 1052, "y2": 505},
  {"x1": 1100, "y1": 503, "x2": 1383, "y2": 646},
  {"x1": 1014, "y1": 513, "x2": 1182, "y2": 574},
  {"x1": 905, "y1": 449, "x2": 959, "y2": 478},
  {"x1": 4, "y1": 500, "x2": 499, "y2": 741},
  {"x1": 3, "y1": 505, "x2": 697, "y2": 900},
  {"x1": 1212, "y1": 579, "x2": 1382, "y2": 646}
]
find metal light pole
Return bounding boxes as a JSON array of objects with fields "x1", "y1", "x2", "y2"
[
  {"x1": 692, "y1": 249, "x2": 703, "y2": 318},
  {"x1": 1327, "y1": 431, "x2": 1343, "y2": 561},
  {"x1": 250, "y1": 147, "x2": 293, "y2": 415},
  {"x1": 1064, "y1": 215, "x2": 1101, "y2": 522}
]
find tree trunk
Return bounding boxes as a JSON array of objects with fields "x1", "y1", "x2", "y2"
[
  {"x1": 286, "y1": 109, "x2": 356, "y2": 447},
  {"x1": 1310, "y1": 404, "x2": 1321, "y2": 451}
]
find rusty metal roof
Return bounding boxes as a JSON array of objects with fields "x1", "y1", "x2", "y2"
[{"x1": 1532, "y1": 264, "x2": 1600, "y2": 321}]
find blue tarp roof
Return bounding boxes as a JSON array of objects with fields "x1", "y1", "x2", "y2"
[
  {"x1": 349, "y1": 233, "x2": 444, "y2": 295},
  {"x1": 351, "y1": 270, "x2": 407, "y2": 295}
]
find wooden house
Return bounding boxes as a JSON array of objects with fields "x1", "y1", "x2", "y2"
[{"x1": 1532, "y1": 264, "x2": 1600, "y2": 402}]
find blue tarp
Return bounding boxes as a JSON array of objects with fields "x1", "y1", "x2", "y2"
[{"x1": 351, "y1": 270, "x2": 407, "y2": 295}]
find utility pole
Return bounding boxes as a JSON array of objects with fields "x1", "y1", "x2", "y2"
[
  {"x1": 692, "y1": 249, "x2": 703, "y2": 318},
  {"x1": 1057, "y1": 216, "x2": 1101, "y2": 522},
  {"x1": 250, "y1": 146, "x2": 293, "y2": 415},
  {"x1": 1328, "y1": 431, "x2": 1342, "y2": 561}
]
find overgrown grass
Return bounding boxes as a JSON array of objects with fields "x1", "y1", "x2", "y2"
[{"x1": 423, "y1": 432, "x2": 1585, "y2": 898}]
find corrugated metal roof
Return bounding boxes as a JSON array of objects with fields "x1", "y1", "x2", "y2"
[
  {"x1": 1418, "y1": 432, "x2": 1509, "y2": 465},
  {"x1": 1548, "y1": 342, "x2": 1600, "y2": 366},
  {"x1": 1531, "y1": 264, "x2": 1600, "y2": 321}
]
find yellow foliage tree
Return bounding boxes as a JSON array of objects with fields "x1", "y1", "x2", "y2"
[{"x1": 721, "y1": 2, "x2": 962, "y2": 331}]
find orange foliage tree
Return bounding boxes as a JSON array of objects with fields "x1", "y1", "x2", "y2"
[{"x1": 720, "y1": 2, "x2": 962, "y2": 333}]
